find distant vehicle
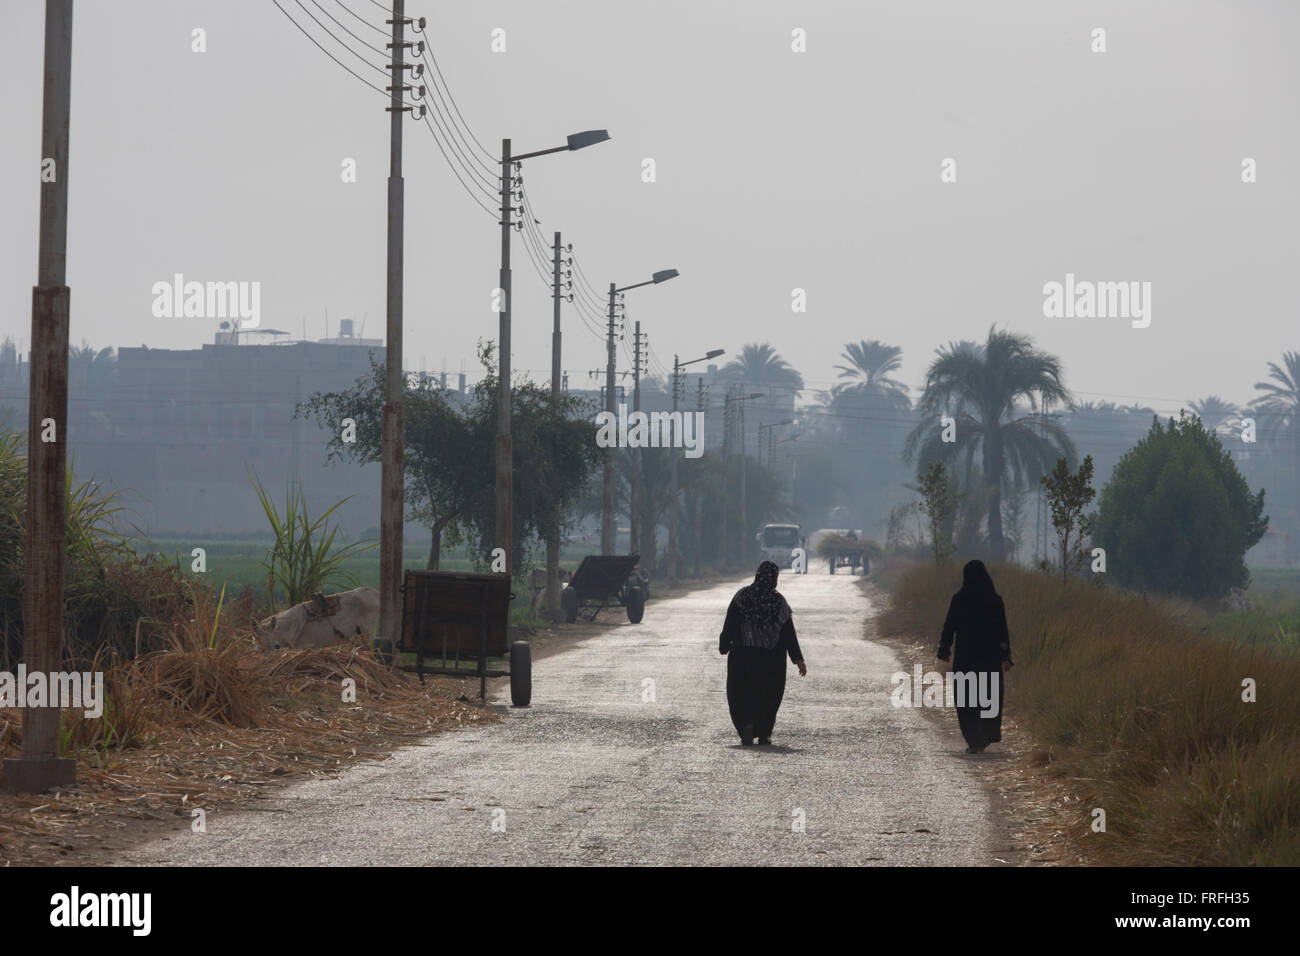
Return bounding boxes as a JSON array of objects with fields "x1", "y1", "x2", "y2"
[
  {"x1": 756, "y1": 523, "x2": 802, "y2": 568},
  {"x1": 808, "y1": 528, "x2": 870, "y2": 576}
]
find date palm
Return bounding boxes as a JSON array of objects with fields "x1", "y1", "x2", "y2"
[
  {"x1": 830, "y1": 340, "x2": 911, "y2": 439},
  {"x1": 1189, "y1": 395, "x2": 1240, "y2": 437},
  {"x1": 1250, "y1": 351, "x2": 1299, "y2": 439},
  {"x1": 721, "y1": 342, "x2": 804, "y2": 397},
  {"x1": 904, "y1": 326, "x2": 1075, "y2": 558}
]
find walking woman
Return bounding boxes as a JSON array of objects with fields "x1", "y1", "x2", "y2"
[
  {"x1": 937, "y1": 559, "x2": 1013, "y2": 753},
  {"x1": 719, "y1": 560, "x2": 806, "y2": 746}
]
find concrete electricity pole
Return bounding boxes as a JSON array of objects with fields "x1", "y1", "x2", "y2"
[
  {"x1": 693, "y1": 378, "x2": 707, "y2": 578},
  {"x1": 545, "y1": 231, "x2": 564, "y2": 617},
  {"x1": 5, "y1": 0, "x2": 76, "y2": 794},
  {"x1": 496, "y1": 137, "x2": 515, "y2": 572},
  {"x1": 601, "y1": 283, "x2": 618, "y2": 554},
  {"x1": 378, "y1": 0, "x2": 409, "y2": 665},
  {"x1": 629, "y1": 320, "x2": 643, "y2": 555}
]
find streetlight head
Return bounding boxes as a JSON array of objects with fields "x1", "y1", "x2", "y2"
[
  {"x1": 567, "y1": 129, "x2": 611, "y2": 151},
  {"x1": 652, "y1": 269, "x2": 679, "y2": 284},
  {"x1": 705, "y1": 348, "x2": 724, "y2": 359}
]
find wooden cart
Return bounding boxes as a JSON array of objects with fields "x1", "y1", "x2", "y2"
[{"x1": 398, "y1": 569, "x2": 531, "y2": 706}]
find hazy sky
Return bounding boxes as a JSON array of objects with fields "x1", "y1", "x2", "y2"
[{"x1": 2, "y1": 0, "x2": 1297, "y2": 414}]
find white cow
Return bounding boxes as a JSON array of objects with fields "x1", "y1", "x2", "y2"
[{"x1": 255, "y1": 586, "x2": 381, "y2": 650}]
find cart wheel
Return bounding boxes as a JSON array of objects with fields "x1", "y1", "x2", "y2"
[
  {"x1": 626, "y1": 587, "x2": 645, "y2": 623},
  {"x1": 510, "y1": 641, "x2": 531, "y2": 707},
  {"x1": 561, "y1": 586, "x2": 579, "y2": 623}
]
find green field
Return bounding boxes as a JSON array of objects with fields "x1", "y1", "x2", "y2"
[{"x1": 129, "y1": 533, "x2": 616, "y2": 611}]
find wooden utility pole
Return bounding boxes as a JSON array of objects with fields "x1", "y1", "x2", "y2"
[
  {"x1": 5, "y1": 0, "x2": 77, "y2": 794},
  {"x1": 378, "y1": 0, "x2": 406, "y2": 663}
]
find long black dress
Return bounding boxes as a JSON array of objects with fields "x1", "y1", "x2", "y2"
[
  {"x1": 937, "y1": 587, "x2": 1012, "y2": 749},
  {"x1": 719, "y1": 592, "x2": 803, "y2": 741}
]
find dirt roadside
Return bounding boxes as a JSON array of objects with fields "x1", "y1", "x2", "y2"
[{"x1": 857, "y1": 577, "x2": 1094, "y2": 866}]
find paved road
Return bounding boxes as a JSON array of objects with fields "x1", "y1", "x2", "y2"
[{"x1": 120, "y1": 574, "x2": 1002, "y2": 865}]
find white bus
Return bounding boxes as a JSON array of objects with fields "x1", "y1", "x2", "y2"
[{"x1": 756, "y1": 523, "x2": 802, "y2": 568}]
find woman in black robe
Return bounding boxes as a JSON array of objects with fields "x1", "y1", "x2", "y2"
[
  {"x1": 719, "y1": 561, "x2": 806, "y2": 746},
  {"x1": 937, "y1": 559, "x2": 1013, "y2": 753}
]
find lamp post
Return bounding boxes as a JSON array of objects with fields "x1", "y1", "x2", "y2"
[
  {"x1": 667, "y1": 348, "x2": 723, "y2": 583},
  {"x1": 734, "y1": 391, "x2": 764, "y2": 565},
  {"x1": 720, "y1": 388, "x2": 762, "y2": 567},
  {"x1": 757, "y1": 419, "x2": 794, "y2": 468},
  {"x1": 601, "y1": 268, "x2": 680, "y2": 555},
  {"x1": 497, "y1": 130, "x2": 609, "y2": 577}
]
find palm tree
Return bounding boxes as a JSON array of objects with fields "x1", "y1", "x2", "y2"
[
  {"x1": 1189, "y1": 395, "x2": 1240, "y2": 437},
  {"x1": 829, "y1": 340, "x2": 911, "y2": 438},
  {"x1": 904, "y1": 326, "x2": 1075, "y2": 558},
  {"x1": 721, "y1": 342, "x2": 804, "y2": 396},
  {"x1": 1251, "y1": 351, "x2": 1299, "y2": 439}
]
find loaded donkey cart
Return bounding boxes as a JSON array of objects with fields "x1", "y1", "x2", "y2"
[{"x1": 397, "y1": 569, "x2": 532, "y2": 706}]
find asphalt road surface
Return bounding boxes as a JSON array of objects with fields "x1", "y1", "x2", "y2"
[{"x1": 119, "y1": 573, "x2": 1003, "y2": 866}]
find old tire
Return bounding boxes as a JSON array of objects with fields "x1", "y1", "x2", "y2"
[
  {"x1": 561, "y1": 586, "x2": 579, "y2": 623},
  {"x1": 626, "y1": 587, "x2": 645, "y2": 623},
  {"x1": 510, "y1": 641, "x2": 532, "y2": 707}
]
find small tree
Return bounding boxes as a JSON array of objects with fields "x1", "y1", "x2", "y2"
[
  {"x1": 916, "y1": 462, "x2": 959, "y2": 566},
  {"x1": 1040, "y1": 454, "x2": 1095, "y2": 586}
]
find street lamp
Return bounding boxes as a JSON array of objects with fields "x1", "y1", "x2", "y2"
[
  {"x1": 667, "y1": 347, "x2": 724, "y2": 583},
  {"x1": 757, "y1": 419, "x2": 795, "y2": 466},
  {"x1": 601, "y1": 268, "x2": 682, "y2": 556},
  {"x1": 497, "y1": 130, "x2": 609, "y2": 577}
]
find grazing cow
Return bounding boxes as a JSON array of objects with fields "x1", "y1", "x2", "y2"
[{"x1": 255, "y1": 586, "x2": 381, "y2": 650}]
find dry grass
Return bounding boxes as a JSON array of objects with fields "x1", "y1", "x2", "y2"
[
  {"x1": 0, "y1": 585, "x2": 500, "y2": 865},
  {"x1": 877, "y1": 561, "x2": 1300, "y2": 866}
]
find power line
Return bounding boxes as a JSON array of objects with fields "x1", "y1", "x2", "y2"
[
  {"x1": 290, "y1": 0, "x2": 389, "y2": 78},
  {"x1": 334, "y1": 0, "x2": 388, "y2": 36},
  {"x1": 272, "y1": 0, "x2": 389, "y2": 96},
  {"x1": 418, "y1": 112, "x2": 497, "y2": 218}
]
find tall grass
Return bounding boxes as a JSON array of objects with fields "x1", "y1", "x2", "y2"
[
  {"x1": 250, "y1": 469, "x2": 377, "y2": 610},
  {"x1": 877, "y1": 562, "x2": 1300, "y2": 865}
]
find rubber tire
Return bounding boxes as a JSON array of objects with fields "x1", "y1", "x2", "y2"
[
  {"x1": 626, "y1": 587, "x2": 645, "y2": 623},
  {"x1": 561, "y1": 586, "x2": 579, "y2": 623},
  {"x1": 510, "y1": 641, "x2": 532, "y2": 707}
]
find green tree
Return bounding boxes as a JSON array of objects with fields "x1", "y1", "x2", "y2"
[
  {"x1": 1040, "y1": 454, "x2": 1096, "y2": 586},
  {"x1": 916, "y1": 461, "x2": 958, "y2": 566},
  {"x1": 298, "y1": 345, "x2": 602, "y2": 574},
  {"x1": 905, "y1": 327, "x2": 1075, "y2": 559},
  {"x1": 1093, "y1": 416, "x2": 1267, "y2": 600}
]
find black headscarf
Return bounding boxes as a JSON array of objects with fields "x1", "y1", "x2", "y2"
[
  {"x1": 737, "y1": 560, "x2": 790, "y2": 628},
  {"x1": 960, "y1": 559, "x2": 997, "y2": 598}
]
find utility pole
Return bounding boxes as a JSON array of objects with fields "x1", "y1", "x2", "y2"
[
  {"x1": 601, "y1": 282, "x2": 617, "y2": 554},
  {"x1": 378, "y1": 0, "x2": 409, "y2": 667},
  {"x1": 5, "y1": 0, "x2": 75, "y2": 793},
  {"x1": 739, "y1": 396, "x2": 748, "y2": 565},
  {"x1": 545, "y1": 231, "x2": 564, "y2": 618},
  {"x1": 719, "y1": 384, "x2": 733, "y2": 568},
  {"x1": 693, "y1": 378, "x2": 706, "y2": 577},
  {"x1": 667, "y1": 358, "x2": 680, "y2": 582},
  {"x1": 630, "y1": 320, "x2": 643, "y2": 555},
  {"x1": 495, "y1": 137, "x2": 515, "y2": 573}
]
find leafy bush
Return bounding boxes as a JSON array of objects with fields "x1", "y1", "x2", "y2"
[{"x1": 1093, "y1": 414, "x2": 1267, "y2": 600}]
